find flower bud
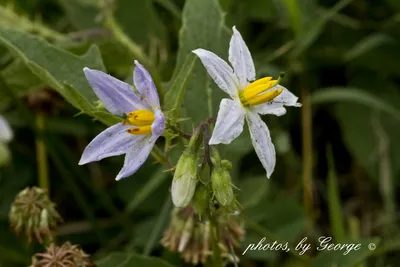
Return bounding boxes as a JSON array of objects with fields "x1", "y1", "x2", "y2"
[
  {"x1": 192, "y1": 184, "x2": 209, "y2": 217},
  {"x1": 211, "y1": 165, "x2": 234, "y2": 206},
  {"x1": 171, "y1": 151, "x2": 198, "y2": 207}
]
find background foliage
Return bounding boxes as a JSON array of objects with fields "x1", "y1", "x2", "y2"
[{"x1": 1, "y1": 0, "x2": 400, "y2": 266}]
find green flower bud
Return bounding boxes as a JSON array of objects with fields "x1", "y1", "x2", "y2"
[
  {"x1": 171, "y1": 151, "x2": 198, "y2": 207},
  {"x1": 192, "y1": 184, "x2": 209, "y2": 217},
  {"x1": 211, "y1": 166, "x2": 234, "y2": 206}
]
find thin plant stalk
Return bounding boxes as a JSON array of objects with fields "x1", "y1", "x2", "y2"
[{"x1": 35, "y1": 112, "x2": 49, "y2": 193}]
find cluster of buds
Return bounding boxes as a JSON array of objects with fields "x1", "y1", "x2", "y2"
[
  {"x1": 30, "y1": 242, "x2": 93, "y2": 267},
  {"x1": 161, "y1": 206, "x2": 245, "y2": 265},
  {"x1": 9, "y1": 186, "x2": 63, "y2": 243}
]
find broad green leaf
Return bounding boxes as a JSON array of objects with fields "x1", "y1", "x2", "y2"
[
  {"x1": 327, "y1": 148, "x2": 346, "y2": 242},
  {"x1": 0, "y1": 28, "x2": 105, "y2": 111},
  {"x1": 291, "y1": 0, "x2": 353, "y2": 58},
  {"x1": 310, "y1": 87, "x2": 400, "y2": 121},
  {"x1": 344, "y1": 33, "x2": 394, "y2": 61},
  {"x1": 164, "y1": 53, "x2": 196, "y2": 123},
  {"x1": 175, "y1": 0, "x2": 230, "y2": 126},
  {"x1": 96, "y1": 252, "x2": 176, "y2": 267},
  {"x1": 311, "y1": 238, "x2": 380, "y2": 267}
]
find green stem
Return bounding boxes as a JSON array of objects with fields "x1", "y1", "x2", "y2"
[{"x1": 35, "y1": 113, "x2": 49, "y2": 193}]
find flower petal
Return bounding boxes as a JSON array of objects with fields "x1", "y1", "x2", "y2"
[
  {"x1": 133, "y1": 61, "x2": 160, "y2": 109},
  {"x1": 271, "y1": 85, "x2": 302, "y2": 107},
  {"x1": 0, "y1": 115, "x2": 13, "y2": 143},
  {"x1": 79, "y1": 123, "x2": 144, "y2": 165},
  {"x1": 229, "y1": 26, "x2": 255, "y2": 88},
  {"x1": 246, "y1": 111, "x2": 276, "y2": 178},
  {"x1": 83, "y1": 67, "x2": 147, "y2": 116},
  {"x1": 152, "y1": 108, "x2": 165, "y2": 138},
  {"x1": 251, "y1": 102, "x2": 287, "y2": 116},
  {"x1": 192, "y1": 48, "x2": 240, "y2": 98},
  {"x1": 115, "y1": 136, "x2": 156, "y2": 180},
  {"x1": 209, "y1": 98, "x2": 245, "y2": 145}
]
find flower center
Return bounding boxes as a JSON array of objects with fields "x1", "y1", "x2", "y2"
[
  {"x1": 240, "y1": 74, "x2": 284, "y2": 106},
  {"x1": 124, "y1": 110, "x2": 155, "y2": 135}
]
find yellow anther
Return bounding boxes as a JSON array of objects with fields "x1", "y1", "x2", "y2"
[
  {"x1": 242, "y1": 80, "x2": 277, "y2": 101},
  {"x1": 126, "y1": 110, "x2": 155, "y2": 126},
  {"x1": 245, "y1": 77, "x2": 272, "y2": 91},
  {"x1": 126, "y1": 125, "x2": 152, "y2": 135},
  {"x1": 246, "y1": 88, "x2": 283, "y2": 106}
]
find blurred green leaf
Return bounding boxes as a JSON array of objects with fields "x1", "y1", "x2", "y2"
[
  {"x1": 58, "y1": 0, "x2": 99, "y2": 30},
  {"x1": 291, "y1": 0, "x2": 353, "y2": 58},
  {"x1": 311, "y1": 87, "x2": 400, "y2": 121},
  {"x1": 115, "y1": 0, "x2": 166, "y2": 45},
  {"x1": 96, "y1": 252, "x2": 176, "y2": 267},
  {"x1": 327, "y1": 148, "x2": 346, "y2": 242},
  {"x1": 344, "y1": 33, "x2": 394, "y2": 61},
  {"x1": 311, "y1": 238, "x2": 379, "y2": 267},
  {"x1": 0, "y1": 28, "x2": 105, "y2": 111},
  {"x1": 125, "y1": 168, "x2": 169, "y2": 213},
  {"x1": 238, "y1": 176, "x2": 269, "y2": 208}
]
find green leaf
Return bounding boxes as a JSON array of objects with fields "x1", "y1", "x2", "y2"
[
  {"x1": 175, "y1": 0, "x2": 230, "y2": 126},
  {"x1": 310, "y1": 87, "x2": 400, "y2": 121},
  {"x1": 344, "y1": 33, "x2": 394, "y2": 61},
  {"x1": 311, "y1": 238, "x2": 380, "y2": 267},
  {"x1": 96, "y1": 252, "x2": 176, "y2": 267},
  {"x1": 164, "y1": 53, "x2": 196, "y2": 123},
  {"x1": 291, "y1": 0, "x2": 353, "y2": 58},
  {"x1": 327, "y1": 148, "x2": 346, "y2": 242},
  {"x1": 0, "y1": 28, "x2": 105, "y2": 111}
]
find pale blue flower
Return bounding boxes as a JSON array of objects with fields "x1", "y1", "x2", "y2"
[
  {"x1": 79, "y1": 61, "x2": 165, "y2": 180},
  {"x1": 193, "y1": 27, "x2": 301, "y2": 178},
  {"x1": 0, "y1": 115, "x2": 13, "y2": 143}
]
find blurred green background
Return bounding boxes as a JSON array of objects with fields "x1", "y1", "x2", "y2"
[{"x1": 1, "y1": 0, "x2": 400, "y2": 266}]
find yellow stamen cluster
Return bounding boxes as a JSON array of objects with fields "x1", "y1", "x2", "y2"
[
  {"x1": 124, "y1": 110, "x2": 155, "y2": 135},
  {"x1": 240, "y1": 75, "x2": 283, "y2": 106}
]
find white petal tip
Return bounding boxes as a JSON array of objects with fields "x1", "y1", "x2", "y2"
[
  {"x1": 295, "y1": 103, "x2": 302, "y2": 107},
  {"x1": 134, "y1": 60, "x2": 140, "y2": 65}
]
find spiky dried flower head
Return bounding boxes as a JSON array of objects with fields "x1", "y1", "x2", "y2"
[
  {"x1": 9, "y1": 186, "x2": 63, "y2": 244},
  {"x1": 161, "y1": 206, "x2": 245, "y2": 265},
  {"x1": 30, "y1": 242, "x2": 93, "y2": 267}
]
